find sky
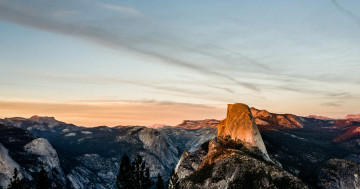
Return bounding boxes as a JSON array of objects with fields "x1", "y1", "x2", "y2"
[{"x1": 0, "y1": 0, "x2": 359, "y2": 127}]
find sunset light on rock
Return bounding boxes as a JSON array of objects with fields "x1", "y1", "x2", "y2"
[{"x1": 1, "y1": 1, "x2": 360, "y2": 188}]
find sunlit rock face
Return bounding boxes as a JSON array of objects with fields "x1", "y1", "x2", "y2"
[
  {"x1": 176, "y1": 119, "x2": 220, "y2": 130},
  {"x1": 333, "y1": 126, "x2": 360, "y2": 143},
  {"x1": 217, "y1": 103, "x2": 268, "y2": 157},
  {"x1": 250, "y1": 107, "x2": 304, "y2": 130},
  {"x1": 345, "y1": 114, "x2": 360, "y2": 121}
]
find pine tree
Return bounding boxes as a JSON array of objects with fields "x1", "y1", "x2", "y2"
[
  {"x1": 168, "y1": 169, "x2": 180, "y2": 189},
  {"x1": 155, "y1": 173, "x2": 165, "y2": 189},
  {"x1": 116, "y1": 153, "x2": 134, "y2": 189},
  {"x1": 8, "y1": 168, "x2": 25, "y2": 189},
  {"x1": 132, "y1": 155, "x2": 153, "y2": 189},
  {"x1": 116, "y1": 154, "x2": 153, "y2": 189},
  {"x1": 36, "y1": 167, "x2": 50, "y2": 189}
]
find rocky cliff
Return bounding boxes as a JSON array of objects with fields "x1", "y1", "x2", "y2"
[
  {"x1": 0, "y1": 143, "x2": 22, "y2": 188},
  {"x1": 218, "y1": 103, "x2": 268, "y2": 158},
  {"x1": 176, "y1": 138, "x2": 307, "y2": 189},
  {"x1": 175, "y1": 103, "x2": 307, "y2": 188},
  {"x1": 0, "y1": 124, "x2": 67, "y2": 188},
  {"x1": 319, "y1": 159, "x2": 360, "y2": 189},
  {"x1": 333, "y1": 126, "x2": 360, "y2": 143}
]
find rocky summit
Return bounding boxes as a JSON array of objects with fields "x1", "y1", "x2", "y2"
[
  {"x1": 218, "y1": 103, "x2": 269, "y2": 158},
  {"x1": 175, "y1": 103, "x2": 307, "y2": 189}
]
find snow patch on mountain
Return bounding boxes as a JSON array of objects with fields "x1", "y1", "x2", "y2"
[
  {"x1": 81, "y1": 131, "x2": 93, "y2": 135},
  {"x1": 65, "y1": 133, "x2": 77, "y2": 137}
]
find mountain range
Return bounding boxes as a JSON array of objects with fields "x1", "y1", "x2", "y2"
[{"x1": 1, "y1": 105, "x2": 360, "y2": 188}]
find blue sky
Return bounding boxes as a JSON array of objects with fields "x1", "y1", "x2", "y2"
[{"x1": 0, "y1": 0, "x2": 359, "y2": 126}]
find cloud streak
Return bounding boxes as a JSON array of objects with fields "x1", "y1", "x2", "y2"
[
  {"x1": 330, "y1": 0, "x2": 360, "y2": 25},
  {"x1": 73, "y1": 99, "x2": 214, "y2": 108},
  {"x1": 321, "y1": 101, "x2": 342, "y2": 107},
  {"x1": 0, "y1": 1, "x2": 261, "y2": 91},
  {"x1": 26, "y1": 73, "x2": 238, "y2": 104},
  {"x1": 100, "y1": 4, "x2": 143, "y2": 17}
]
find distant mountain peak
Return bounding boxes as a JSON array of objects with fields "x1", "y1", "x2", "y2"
[
  {"x1": 345, "y1": 114, "x2": 360, "y2": 120},
  {"x1": 30, "y1": 115, "x2": 40, "y2": 120},
  {"x1": 147, "y1": 124, "x2": 166, "y2": 129},
  {"x1": 30, "y1": 115, "x2": 57, "y2": 121},
  {"x1": 250, "y1": 107, "x2": 305, "y2": 130},
  {"x1": 29, "y1": 115, "x2": 62, "y2": 126},
  {"x1": 176, "y1": 119, "x2": 219, "y2": 129},
  {"x1": 306, "y1": 115, "x2": 333, "y2": 120}
]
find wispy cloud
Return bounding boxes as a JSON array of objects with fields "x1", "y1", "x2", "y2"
[
  {"x1": 25, "y1": 73, "x2": 237, "y2": 103},
  {"x1": 52, "y1": 10, "x2": 78, "y2": 17},
  {"x1": 0, "y1": 0, "x2": 261, "y2": 92},
  {"x1": 100, "y1": 4, "x2": 143, "y2": 17},
  {"x1": 321, "y1": 101, "x2": 342, "y2": 107},
  {"x1": 330, "y1": 0, "x2": 360, "y2": 25},
  {"x1": 206, "y1": 84, "x2": 235, "y2": 94},
  {"x1": 279, "y1": 85, "x2": 352, "y2": 100},
  {"x1": 73, "y1": 98, "x2": 213, "y2": 108}
]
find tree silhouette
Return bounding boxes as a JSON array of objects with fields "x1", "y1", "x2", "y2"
[
  {"x1": 8, "y1": 168, "x2": 25, "y2": 189},
  {"x1": 116, "y1": 154, "x2": 153, "y2": 189},
  {"x1": 155, "y1": 173, "x2": 165, "y2": 189},
  {"x1": 168, "y1": 169, "x2": 180, "y2": 189},
  {"x1": 132, "y1": 155, "x2": 153, "y2": 189},
  {"x1": 116, "y1": 153, "x2": 134, "y2": 189},
  {"x1": 36, "y1": 167, "x2": 50, "y2": 189}
]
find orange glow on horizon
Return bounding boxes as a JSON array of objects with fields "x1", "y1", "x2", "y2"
[
  {"x1": 0, "y1": 100, "x2": 226, "y2": 127},
  {"x1": 0, "y1": 99, "x2": 353, "y2": 127}
]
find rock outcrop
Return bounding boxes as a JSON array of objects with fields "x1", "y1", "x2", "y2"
[
  {"x1": 175, "y1": 142, "x2": 208, "y2": 180},
  {"x1": 0, "y1": 143, "x2": 22, "y2": 188},
  {"x1": 176, "y1": 137, "x2": 307, "y2": 189},
  {"x1": 24, "y1": 138, "x2": 62, "y2": 172},
  {"x1": 174, "y1": 103, "x2": 308, "y2": 188},
  {"x1": 319, "y1": 159, "x2": 360, "y2": 189},
  {"x1": 218, "y1": 103, "x2": 268, "y2": 158}
]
